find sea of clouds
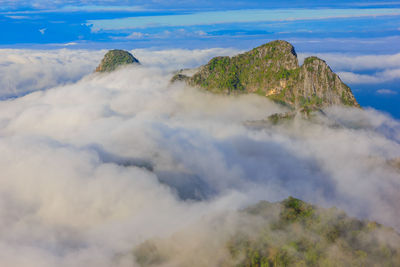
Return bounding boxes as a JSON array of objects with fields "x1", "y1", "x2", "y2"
[{"x1": 0, "y1": 48, "x2": 399, "y2": 266}]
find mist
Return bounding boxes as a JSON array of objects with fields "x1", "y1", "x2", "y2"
[{"x1": 0, "y1": 48, "x2": 399, "y2": 266}]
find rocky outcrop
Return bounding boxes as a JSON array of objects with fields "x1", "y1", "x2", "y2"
[
  {"x1": 296, "y1": 56, "x2": 359, "y2": 108},
  {"x1": 95, "y1": 49, "x2": 140, "y2": 72},
  {"x1": 172, "y1": 40, "x2": 359, "y2": 111}
]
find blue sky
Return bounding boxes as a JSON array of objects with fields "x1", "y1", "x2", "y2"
[
  {"x1": 2, "y1": 0, "x2": 400, "y2": 49},
  {"x1": 1, "y1": 0, "x2": 400, "y2": 117}
]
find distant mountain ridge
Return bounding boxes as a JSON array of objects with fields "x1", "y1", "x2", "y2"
[
  {"x1": 134, "y1": 197, "x2": 400, "y2": 267},
  {"x1": 172, "y1": 40, "x2": 359, "y2": 112}
]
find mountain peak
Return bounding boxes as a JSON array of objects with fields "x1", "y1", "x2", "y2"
[
  {"x1": 249, "y1": 40, "x2": 299, "y2": 71},
  {"x1": 172, "y1": 40, "x2": 359, "y2": 112},
  {"x1": 255, "y1": 40, "x2": 297, "y2": 60},
  {"x1": 95, "y1": 49, "x2": 140, "y2": 72}
]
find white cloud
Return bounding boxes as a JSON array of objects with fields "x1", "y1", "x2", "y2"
[
  {"x1": 336, "y1": 71, "x2": 381, "y2": 84},
  {"x1": 0, "y1": 49, "x2": 105, "y2": 98},
  {"x1": 0, "y1": 48, "x2": 239, "y2": 99},
  {"x1": 5, "y1": 15, "x2": 30, "y2": 19},
  {"x1": 63, "y1": 42, "x2": 78, "y2": 46},
  {"x1": 0, "y1": 1, "x2": 146, "y2": 11},
  {"x1": 195, "y1": 30, "x2": 208, "y2": 36},
  {"x1": 114, "y1": 29, "x2": 211, "y2": 41},
  {"x1": 87, "y1": 8, "x2": 400, "y2": 31},
  {"x1": 133, "y1": 47, "x2": 240, "y2": 71},
  {"x1": 299, "y1": 52, "x2": 400, "y2": 72},
  {"x1": 337, "y1": 68, "x2": 400, "y2": 84},
  {"x1": 0, "y1": 48, "x2": 399, "y2": 266},
  {"x1": 377, "y1": 88, "x2": 398, "y2": 94},
  {"x1": 349, "y1": 1, "x2": 400, "y2": 7},
  {"x1": 125, "y1": 31, "x2": 145, "y2": 39}
]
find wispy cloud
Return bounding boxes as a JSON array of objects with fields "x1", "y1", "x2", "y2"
[
  {"x1": 5, "y1": 15, "x2": 30, "y2": 19},
  {"x1": 123, "y1": 31, "x2": 146, "y2": 40},
  {"x1": 338, "y1": 68, "x2": 400, "y2": 84},
  {"x1": 377, "y1": 88, "x2": 398, "y2": 94},
  {"x1": 0, "y1": 0, "x2": 145, "y2": 11},
  {"x1": 299, "y1": 52, "x2": 400, "y2": 72},
  {"x1": 59, "y1": 5, "x2": 145, "y2": 12},
  {"x1": 112, "y1": 29, "x2": 209, "y2": 40},
  {"x1": 87, "y1": 8, "x2": 400, "y2": 31},
  {"x1": 348, "y1": 1, "x2": 400, "y2": 7}
]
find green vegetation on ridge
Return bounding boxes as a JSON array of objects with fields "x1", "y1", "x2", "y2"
[
  {"x1": 228, "y1": 197, "x2": 400, "y2": 267},
  {"x1": 172, "y1": 40, "x2": 360, "y2": 112},
  {"x1": 95, "y1": 49, "x2": 140, "y2": 72},
  {"x1": 190, "y1": 41, "x2": 298, "y2": 96},
  {"x1": 134, "y1": 197, "x2": 400, "y2": 267}
]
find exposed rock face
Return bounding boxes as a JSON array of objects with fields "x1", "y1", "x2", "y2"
[
  {"x1": 95, "y1": 49, "x2": 140, "y2": 72},
  {"x1": 297, "y1": 57, "x2": 358, "y2": 109},
  {"x1": 173, "y1": 40, "x2": 359, "y2": 110}
]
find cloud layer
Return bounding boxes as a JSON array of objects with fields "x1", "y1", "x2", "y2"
[
  {"x1": 0, "y1": 48, "x2": 399, "y2": 266},
  {"x1": 0, "y1": 49, "x2": 103, "y2": 98},
  {"x1": 0, "y1": 48, "x2": 240, "y2": 99}
]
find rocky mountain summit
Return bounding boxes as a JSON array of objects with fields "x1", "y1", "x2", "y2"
[
  {"x1": 172, "y1": 40, "x2": 359, "y2": 114},
  {"x1": 95, "y1": 49, "x2": 140, "y2": 72}
]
